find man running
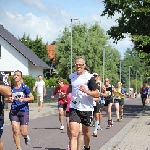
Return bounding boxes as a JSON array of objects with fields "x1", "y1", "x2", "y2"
[
  {"x1": 92, "y1": 73, "x2": 102, "y2": 137},
  {"x1": 33, "y1": 75, "x2": 46, "y2": 112},
  {"x1": 0, "y1": 71, "x2": 11, "y2": 150},
  {"x1": 140, "y1": 82, "x2": 148, "y2": 111},
  {"x1": 51, "y1": 78, "x2": 68, "y2": 130},
  {"x1": 67, "y1": 56, "x2": 99, "y2": 150}
]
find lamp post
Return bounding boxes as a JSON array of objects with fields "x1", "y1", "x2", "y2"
[
  {"x1": 102, "y1": 45, "x2": 108, "y2": 83},
  {"x1": 136, "y1": 71, "x2": 139, "y2": 94},
  {"x1": 129, "y1": 66, "x2": 132, "y2": 92},
  {"x1": 140, "y1": 75, "x2": 143, "y2": 87},
  {"x1": 120, "y1": 59, "x2": 122, "y2": 82},
  {"x1": 70, "y1": 17, "x2": 79, "y2": 73}
]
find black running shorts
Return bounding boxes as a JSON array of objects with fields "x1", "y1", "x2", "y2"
[{"x1": 69, "y1": 108, "x2": 91, "y2": 126}]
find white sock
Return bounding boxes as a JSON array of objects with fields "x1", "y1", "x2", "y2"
[{"x1": 94, "y1": 120, "x2": 99, "y2": 132}]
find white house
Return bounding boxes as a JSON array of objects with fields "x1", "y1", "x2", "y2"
[{"x1": 0, "y1": 24, "x2": 50, "y2": 77}]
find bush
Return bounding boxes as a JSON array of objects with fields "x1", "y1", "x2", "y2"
[{"x1": 10, "y1": 76, "x2": 68, "y2": 102}]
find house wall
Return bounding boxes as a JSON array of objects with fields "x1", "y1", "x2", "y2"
[
  {"x1": 0, "y1": 37, "x2": 29, "y2": 75},
  {"x1": 28, "y1": 62, "x2": 43, "y2": 77}
]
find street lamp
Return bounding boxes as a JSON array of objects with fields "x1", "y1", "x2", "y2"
[
  {"x1": 102, "y1": 45, "x2": 109, "y2": 83},
  {"x1": 129, "y1": 66, "x2": 132, "y2": 92},
  {"x1": 136, "y1": 71, "x2": 139, "y2": 94},
  {"x1": 70, "y1": 17, "x2": 79, "y2": 73},
  {"x1": 120, "y1": 59, "x2": 122, "y2": 82},
  {"x1": 140, "y1": 75, "x2": 143, "y2": 87}
]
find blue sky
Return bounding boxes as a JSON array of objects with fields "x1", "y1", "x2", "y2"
[{"x1": 0, "y1": 0, "x2": 133, "y2": 56}]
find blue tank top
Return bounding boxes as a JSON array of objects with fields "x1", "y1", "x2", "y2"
[
  {"x1": 141, "y1": 87, "x2": 148, "y2": 98},
  {"x1": 11, "y1": 83, "x2": 31, "y2": 112}
]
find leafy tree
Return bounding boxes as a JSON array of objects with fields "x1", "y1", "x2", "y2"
[
  {"x1": 101, "y1": 0, "x2": 150, "y2": 63},
  {"x1": 19, "y1": 33, "x2": 48, "y2": 62},
  {"x1": 19, "y1": 33, "x2": 55, "y2": 78},
  {"x1": 119, "y1": 48, "x2": 150, "y2": 89},
  {"x1": 55, "y1": 22, "x2": 120, "y2": 83}
]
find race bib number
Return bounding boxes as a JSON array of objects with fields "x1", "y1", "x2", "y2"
[
  {"x1": 71, "y1": 96, "x2": 81, "y2": 108},
  {"x1": 12, "y1": 92, "x2": 24, "y2": 100}
]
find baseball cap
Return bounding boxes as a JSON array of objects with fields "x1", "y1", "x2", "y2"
[{"x1": 93, "y1": 73, "x2": 98, "y2": 76}]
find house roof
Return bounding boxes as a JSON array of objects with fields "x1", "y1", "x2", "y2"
[{"x1": 0, "y1": 24, "x2": 50, "y2": 69}]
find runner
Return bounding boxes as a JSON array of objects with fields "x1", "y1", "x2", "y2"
[
  {"x1": 104, "y1": 78, "x2": 114, "y2": 129},
  {"x1": 67, "y1": 56, "x2": 99, "y2": 150},
  {"x1": 0, "y1": 71, "x2": 11, "y2": 150},
  {"x1": 6, "y1": 70, "x2": 34, "y2": 150},
  {"x1": 147, "y1": 85, "x2": 150, "y2": 103},
  {"x1": 113, "y1": 82, "x2": 125, "y2": 121},
  {"x1": 92, "y1": 73, "x2": 102, "y2": 137},
  {"x1": 65, "y1": 91, "x2": 83, "y2": 150},
  {"x1": 51, "y1": 78, "x2": 68, "y2": 130},
  {"x1": 33, "y1": 75, "x2": 46, "y2": 112},
  {"x1": 140, "y1": 82, "x2": 148, "y2": 112},
  {"x1": 92, "y1": 75, "x2": 107, "y2": 137},
  {"x1": 66, "y1": 92, "x2": 71, "y2": 150}
]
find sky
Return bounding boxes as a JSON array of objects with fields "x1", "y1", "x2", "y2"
[{"x1": 0, "y1": 0, "x2": 133, "y2": 56}]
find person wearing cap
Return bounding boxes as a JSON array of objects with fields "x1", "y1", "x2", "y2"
[{"x1": 92, "y1": 73, "x2": 103, "y2": 137}]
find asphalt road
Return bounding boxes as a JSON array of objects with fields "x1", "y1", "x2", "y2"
[{"x1": 2, "y1": 98, "x2": 143, "y2": 150}]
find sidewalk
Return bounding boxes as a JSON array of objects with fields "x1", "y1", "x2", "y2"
[
  {"x1": 4, "y1": 102, "x2": 58, "y2": 125},
  {"x1": 100, "y1": 103, "x2": 150, "y2": 150}
]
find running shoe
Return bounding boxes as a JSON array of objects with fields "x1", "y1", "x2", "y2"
[
  {"x1": 24, "y1": 135, "x2": 30, "y2": 145},
  {"x1": 120, "y1": 116, "x2": 123, "y2": 121},
  {"x1": 60, "y1": 125, "x2": 64, "y2": 130}
]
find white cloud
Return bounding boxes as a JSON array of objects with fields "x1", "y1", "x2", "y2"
[
  {"x1": 0, "y1": 8, "x2": 70, "y2": 44},
  {"x1": 0, "y1": 3, "x2": 133, "y2": 55},
  {"x1": 22, "y1": 0, "x2": 46, "y2": 12}
]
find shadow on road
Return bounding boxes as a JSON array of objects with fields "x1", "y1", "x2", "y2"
[
  {"x1": 32, "y1": 147, "x2": 65, "y2": 150},
  {"x1": 32, "y1": 127, "x2": 59, "y2": 129},
  {"x1": 110, "y1": 103, "x2": 142, "y2": 118},
  {"x1": 45, "y1": 148, "x2": 65, "y2": 150}
]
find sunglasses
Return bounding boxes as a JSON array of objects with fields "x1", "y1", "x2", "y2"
[
  {"x1": 105, "y1": 80, "x2": 109, "y2": 82},
  {"x1": 75, "y1": 64, "x2": 84, "y2": 67}
]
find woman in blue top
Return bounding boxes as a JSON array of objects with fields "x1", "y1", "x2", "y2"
[
  {"x1": 140, "y1": 82, "x2": 148, "y2": 111},
  {"x1": 6, "y1": 70, "x2": 34, "y2": 150}
]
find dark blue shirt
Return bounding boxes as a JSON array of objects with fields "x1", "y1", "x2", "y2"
[
  {"x1": 141, "y1": 87, "x2": 148, "y2": 98},
  {"x1": 11, "y1": 83, "x2": 30, "y2": 112}
]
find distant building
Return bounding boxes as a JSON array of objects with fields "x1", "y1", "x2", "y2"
[{"x1": 0, "y1": 24, "x2": 50, "y2": 77}]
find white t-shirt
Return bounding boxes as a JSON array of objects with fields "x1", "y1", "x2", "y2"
[
  {"x1": 69, "y1": 71, "x2": 97, "y2": 111},
  {"x1": 35, "y1": 80, "x2": 45, "y2": 94}
]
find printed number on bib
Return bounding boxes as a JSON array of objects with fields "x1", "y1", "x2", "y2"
[{"x1": 72, "y1": 96, "x2": 81, "y2": 108}]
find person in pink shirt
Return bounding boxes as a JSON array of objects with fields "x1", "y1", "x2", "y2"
[
  {"x1": 66, "y1": 92, "x2": 83, "y2": 150},
  {"x1": 66, "y1": 93, "x2": 71, "y2": 150}
]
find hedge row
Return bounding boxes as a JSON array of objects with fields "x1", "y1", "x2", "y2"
[
  {"x1": 10, "y1": 76, "x2": 68, "y2": 89},
  {"x1": 9, "y1": 76, "x2": 68, "y2": 102}
]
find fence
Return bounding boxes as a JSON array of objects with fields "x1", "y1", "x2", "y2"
[{"x1": 44, "y1": 87, "x2": 58, "y2": 102}]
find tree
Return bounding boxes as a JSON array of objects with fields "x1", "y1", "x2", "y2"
[
  {"x1": 120, "y1": 48, "x2": 150, "y2": 89},
  {"x1": 19, "y1": 33, "x2": 54, "y2": 78},
  {"x1": 101, "y1": 0, "x2": 150, "y2": 63},
  {"x1": 19, "y1": 33, "x2": 48, "y2": 62},
  {"x1": 55, "y1": 22, "x2": 120, "y2": 82}
]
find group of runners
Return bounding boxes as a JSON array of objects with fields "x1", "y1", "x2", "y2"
[
  {"x1": 51, "y1": 56, "x2": 125, "y2": 150},
  {"x1": 0, "y1": 55, "x2": 150, "y2": 150}
]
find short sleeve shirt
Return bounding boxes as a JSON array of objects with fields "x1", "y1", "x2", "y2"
[
  {"x1": 69, "y1": 71, "x2": 97, "y2": 111},
  {"x1": 53, "y1": 84, "x2": 69, "y2": 104},
  {"x1": 11, "y1": 83, "x2": 31, "y2": 112},
  {"x1": 35, "y1": 80, "x2": 45, "y2": 94}
]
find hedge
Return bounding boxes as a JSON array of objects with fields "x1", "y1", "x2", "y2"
[{"x1": 10, "y1": 76, "x2": 68, "y2": 102}]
